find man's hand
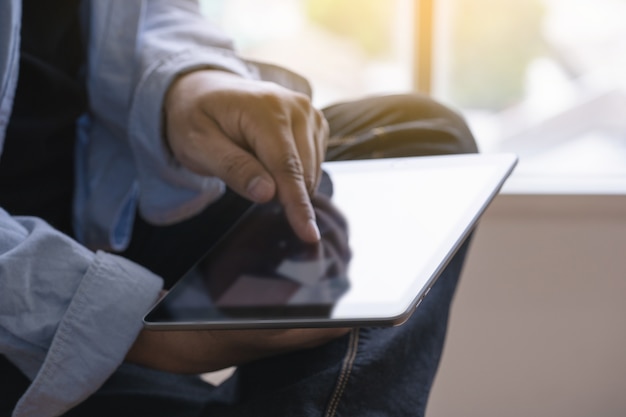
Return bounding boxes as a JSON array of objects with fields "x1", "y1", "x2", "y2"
[
  {"x1": 164, "y1": 70, "x2": 329, "y2": 242},
  {"x1": 126, "y1": 327, "x2": 350, "y2": 374}
]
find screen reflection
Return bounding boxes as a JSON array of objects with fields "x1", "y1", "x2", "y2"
[{"x1": 165, "y1": 173, "x2": 352, "y2": 320}]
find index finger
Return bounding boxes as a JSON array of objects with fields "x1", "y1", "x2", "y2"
[
  {"x1": 271, "y1": 148, "x2": 321, "y2": 243},
  {"x1": 254, "y1": 135, "x2": 320, "y2": 243}
]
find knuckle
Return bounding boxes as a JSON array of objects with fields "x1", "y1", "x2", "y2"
[
  {"x1": 257, "y1": 88, "x2": 285, "y2": 110},
  {"x1": 258, "y1": 92, "x2": 291, "y2": 125},
  {"x1": 262, "y1": 90, "x2": 283, "y2": 107},
  {"x1": 276, "y1": 153, "x2": 305, "y2": 180},
  {"x1": 295, "y1": 96, "x2": 316, "y2": 121},
  {"x1": 293, "y1": 92, "x2": 312, "y2": 109}
]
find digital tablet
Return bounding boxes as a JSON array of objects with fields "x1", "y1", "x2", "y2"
[{"x1": 143, "y1": 153, "x2": 517, "y2": 330}]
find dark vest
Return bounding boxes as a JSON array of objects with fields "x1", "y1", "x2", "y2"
[
  {"x1": 0, "y1": 0, "x2": 86, "y2": 236},
  {"x1": 0, "y1": 0, "x2": 85, "y2": 411}
]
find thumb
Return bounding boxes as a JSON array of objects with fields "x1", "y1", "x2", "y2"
[{"x1": 212, "y1": 143, "x2": 277, "y2": 204}]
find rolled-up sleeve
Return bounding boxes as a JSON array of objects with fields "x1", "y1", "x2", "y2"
[{"x1": 0, "y1": 210, "x2": 163, "y2": 417}]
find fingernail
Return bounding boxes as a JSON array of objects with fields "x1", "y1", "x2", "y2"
[
  {"x1": 306, "y1": 219, "x2": 321, "y2": 242},
  {"x1": 247, "y1": 176, "x2": 274, "y2": 201}
]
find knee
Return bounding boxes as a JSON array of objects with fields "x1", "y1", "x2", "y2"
[{"x1": 375, "y1": 93, "x2": 479, "y2": 155}]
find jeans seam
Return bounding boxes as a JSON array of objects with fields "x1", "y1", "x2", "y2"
[{"x1": 323, "y1": 329, "x2": 360, "y2": 417}]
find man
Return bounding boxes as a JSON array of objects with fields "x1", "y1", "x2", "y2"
[{"x1": 0, "y1": 1, "x2": 477, "y2": 416}]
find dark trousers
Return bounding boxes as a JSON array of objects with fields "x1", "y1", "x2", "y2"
[{"x1": 1, "y1": 93, "x2": 477, "y2": 417}]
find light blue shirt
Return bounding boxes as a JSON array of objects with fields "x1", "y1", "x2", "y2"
[{"x1": 0, "y1": 1, "x2": 311, "y2": 416}]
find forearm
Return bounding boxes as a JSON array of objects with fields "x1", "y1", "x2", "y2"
[{"x1": 126, "y1": 326, "x2": 350, "y2": 375}]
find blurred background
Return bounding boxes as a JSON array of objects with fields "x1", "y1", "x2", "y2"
[
  {"x1": 199, "y1": 1, "x2": 626, "y2": 416},
  {"x1": 201, "y1": 0, "x2": 626, "y2": 194}
]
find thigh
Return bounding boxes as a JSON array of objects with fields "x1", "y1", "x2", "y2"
[{"x1": 323, "y1": 94, "x2": 478, "y2": 160}]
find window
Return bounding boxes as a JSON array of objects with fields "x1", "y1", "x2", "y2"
[
  {"x1": 200, "y1": 0, "x2": 626, "y2": 193},
  {"x1": 433, "y1": 0, "x2": 626, "y2": 193},
  {"x1": 199, "y1": 0, "x2": 413, "y2": 107}
]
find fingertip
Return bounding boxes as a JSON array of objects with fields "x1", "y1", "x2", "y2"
[{"x1": 305, "y1": 219, "x2": 321, "y2": 242}]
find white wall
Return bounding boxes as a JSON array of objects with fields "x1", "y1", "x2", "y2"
[{"x1": 427, "y1": 194, "x2": 626, "y2": 417}]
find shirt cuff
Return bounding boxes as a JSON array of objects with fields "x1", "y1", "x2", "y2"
[{"x1": 12, "y1": 251, "x2": 163, "y2": 417}]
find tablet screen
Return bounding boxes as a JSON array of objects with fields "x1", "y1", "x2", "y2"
[{"x1": 144, "y1": 153, "x2": 517, "y2": 329}]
